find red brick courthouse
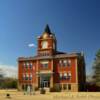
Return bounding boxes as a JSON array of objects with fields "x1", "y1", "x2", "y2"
[{"x1": 18, "y1": 25, "x2": 86, "y2": 92}]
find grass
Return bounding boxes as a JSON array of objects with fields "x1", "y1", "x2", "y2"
[{"x1": 0, "y1": 89, "x2": 100, "y2": 100}]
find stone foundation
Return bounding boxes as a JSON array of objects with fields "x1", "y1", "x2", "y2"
[
  {"x1": 53, "y1": 83, "x2": 79, "y2": 92},
  {"x1": 18, "y1": 82, "x2": 79, "y2": 92}
]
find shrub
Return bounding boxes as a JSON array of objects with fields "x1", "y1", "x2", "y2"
[
  {"x1": 50, "y1": 85, "x2": 61, "y2": 92},
  {"x1": 40, "y1": 88, "x2": 46, "y2": 94},
  {"x1": 35, "y1": 87, "x2": 39, "y2": 91},
  {"x1": 50, "y1": 87, "x2": 55, "y2": 92},
  {"x1": 54, "y1": 84, "x2": 61, "y2": 92},
  {"x1": 6, "y1": 93, "x2": 11, "y2": 98}
]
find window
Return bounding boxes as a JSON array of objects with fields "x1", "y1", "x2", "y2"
[
  {"x1": 59, "y1": 60, "x2": 62, "y2": 64},
  {"x1": 63, "y1": 73, "x2": 67, "y2": 79},
  {"x1": 33, "y1": 66, "x2": 35, "y2": 70},
  {"x1": 41, "y1": 63, "x2": 48, "y2": 68},
  {"x1": 67, "y1": 72, "x2": 71, "y2": 80},
  {"x1": 59, "y1": 72, "x2": 71, "y2": 80},
  {"x1": 43, "y1": 63, "x2": 48, "y2": 68},
  {"x1": 23, "y1": 62, "x2": 29, "y2": 69},
  {"x1": 30, "y1": 63, "x2": 33, "y2": 69},
  {"x1": 41, "y1": 61, "x2": 49, "y2": 69},
  {"x1": 59, "y1": 60, "x2": 69, "y2": 67},
  {"x1": 68, "y1": 72, "x2": 71, "y2": 76},
  {"x1": 22, "y1": 73, "x2": 25, "y2": 80},
  {"x1": 59, "y1": 60, "x2": 63, "y2": 67},
  {"x1": 60, "y1": 73, "x2": 70, "y2": 80},
  {"x1": 59, "y1": 73, "x2": 62, "y2": 79},
  {"x1": 22, "y1": 85, "x2": 24, "y2": 90},
  {"x1": 29, "y1": 74, "x2": 32, "y2": 80},
  {"x1": 68, "y1": 84, "x2": 71, "y2": 90},
  {"x1": 26, "y1": 62, "x2": 29, "y2": 67},
  {"x1": 67, "y1": 59, "x2": 71, "y2": 66},
  {"x1": 63, "y1": 60, "x2": 67, "y2": 67},
  {"x1": 63, "y1": 84, "x2": 67, "y2": 90},
  {"x1": 25, "y1": 74, "x2": 29, "y2": 80},
  {"x1": 59, "y1": 84, "x2": 62, "y2": 90},
  {"x1": 23, "y1": 63, "x2": 26, "y2": 67}
]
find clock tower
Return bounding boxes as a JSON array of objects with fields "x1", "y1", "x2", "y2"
[{"x1": 37, "y1": 24, "x2": 57, "y2": 56}]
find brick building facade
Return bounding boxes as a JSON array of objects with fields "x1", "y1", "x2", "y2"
[{"x1": 18, "y1": 25, "x2": 86, "y2": 92}]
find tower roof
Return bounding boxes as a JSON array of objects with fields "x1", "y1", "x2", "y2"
[
  {"x1": 42, "y1": 24, "x2": 56, "y2": 40},
  {"x1": 44, "y1": 24, "x2": 51, "y2": 34}
]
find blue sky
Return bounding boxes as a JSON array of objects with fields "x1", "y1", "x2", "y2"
[{"x1": 0, "y1": 0, "x2": 100, "y2": 76}]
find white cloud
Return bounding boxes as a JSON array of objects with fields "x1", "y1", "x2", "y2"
[
  {"x1": 0, "y1": 64, "x2": 17, "y2": 78},
  {"x1": 28, "y1": 43, "x2": 36, "y2": 48}
]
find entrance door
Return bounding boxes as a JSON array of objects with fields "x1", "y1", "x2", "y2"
[{"x1": 40, "y1": 75, "x2": 50, "y2": 88}]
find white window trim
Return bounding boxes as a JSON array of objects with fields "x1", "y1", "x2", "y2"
[{"x1": 40, "y1": 61, "x2": 49, "y2": 64}]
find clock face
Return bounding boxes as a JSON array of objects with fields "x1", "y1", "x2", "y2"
[{"x1": 41, "y1": 41, "x2": 48, "y2": 49}]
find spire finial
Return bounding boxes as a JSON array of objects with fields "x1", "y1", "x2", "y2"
[{"x1": 44, "y1": 24, "x2": 51, "y2": 33}]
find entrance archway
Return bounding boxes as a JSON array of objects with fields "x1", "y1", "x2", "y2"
[{"x1": 40, "y1": 74, "x2": 50, "y2": 88}]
